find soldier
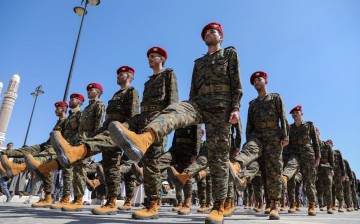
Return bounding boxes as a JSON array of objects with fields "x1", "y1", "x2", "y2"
[
  {"x1": 350, "y1": 171, "x2": 358, "y2": 211},
  {"x1": 343, "y1": 159, "x2": 354, "y2": 211},
  {"x1": 50, "y1": 47, "x2": 178, "y2": 220},
  {"x1": 156, "y1": 123, "x2": 202, "y2": 215},
  {"x1": 316, "y1": 137, "x2": 335, "y2": 214},
  {"x1": 333, "y1": 149, "x2": 346, "y2": 212},
  {"x1": 108, "y1": 22, "x2": 242, "y2": 224},
  {"x1": 0, "y1": 101, "x2": 68, "y2": 207},
  {"x1": 281, "y1": 105, "x2": 320, "y2": 216},
  {"x1": 228, "y1": 71, "x2": 288, "y2": 220},
  {"x1": 26, "y1": 83, "x2": 106, "y2": 211}
]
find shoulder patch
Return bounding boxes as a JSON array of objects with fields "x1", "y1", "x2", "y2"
[{"x1": 166, "y1": 68, "x2": 174, "y2": 72}]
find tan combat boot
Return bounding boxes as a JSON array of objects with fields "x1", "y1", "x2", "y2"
[
  {"x1": 338, "y1": 201, "x2": 345, "y2": 212},
  {"x1": 347, "y1": 206, "x2": 353, "y2": 212},
  {"x1": 205, "y1": 199, "x2": 225, "y2": 224},
  {"x1": 50, "y1": 195, "x2": 70, "y2": 209},
  {"x1": 0, "y1": 155, "x2": 27, "y2": 177},
  {"x1": 253, "y1": 201, "x2": 263, "y2": 212},
  {"x1": 0, "y1": 161, "x2": 8, "y2": 177},
  {"x1": 178, "y1": 197, "x2": 192, "y2": 215},
  {"x1": 168, "y1": 166, "x2": 190, "y2": 186},
  {"x1": 172, "y1": 201, "x2": 183, "y2": 212},
  {"x1": 327, "y1": 204, "x2": 334, "y2": 214},
  {"x1": 296, "y1": 198, "x2": 301, "y2": 211},
  {"x1": 132, "y1": 199, "x2": 159, "y2": 219},
  {"x1": 308, "y1": 202, "x2": 317, "y2": 216},
  {"x1": 197, "y1": 204, "x2": 210, "y2": 212},
  {"x1": 228, "y1": 161, "x2": 241, "y2": 180},
  {"x1": 86, "y1": 178, "x2": 101, "y2": 191},
  {"x1": 25, "y1": 155, "x2": 59, "y2": 179},
  {"x1": 320, "y1": 204, "x2": 326, "y2": 211},
  {"x1": 118, "y1": 197, "x2": 133, "y2": 210},
  {"x1": 32, "y1": 194, "x2": 52, "y2": 208},
  {"x1": 269, "y1": 200, "x2": 280, "y2": 220},
  {"x1": 280, "y1": 204, "x2": 286, "y2": 211},
  {"x1": 50, "y1": 131, "x2": 88, "y2": 167},
  {"x1": 288, "y1": 202, "x2": 297, "y2": 213},
  {"x1": 264, "y1": 202, "x2": 271, "y2": 214},
  {"x1": 62, "y1": 195, "x2": 83, "y2": 211},
  {"x1": 109, "y1": 121, "x2": 155, "y2": 162},
  {"x1": 223, "y1": 199, "x2": 234, "y2": 217},
  {"x1": 92, "y1": 197, "x2": 117, "y2": 215}
]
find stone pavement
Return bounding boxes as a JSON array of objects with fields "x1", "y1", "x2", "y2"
[{"x1": 0, "y1": 202, "x2": 359, "y2": 224}]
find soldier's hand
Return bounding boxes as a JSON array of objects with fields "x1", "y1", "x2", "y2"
[
  {"x1": 314, "y1": 158, "x2": 320, "y2": 167},
  {"x1": 280, "y1": 140, "x2": 289, "y2": 149},
  {"x1": 331, "y1": 170, "x2": 334, "y2": 177},
  {"x1": 228, "y1": 108, "x2": 239, "y2": 124}
]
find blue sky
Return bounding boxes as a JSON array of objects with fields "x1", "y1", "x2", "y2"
[{"x1": 1, "y1": 1, "x2": 359, "y2": 175}]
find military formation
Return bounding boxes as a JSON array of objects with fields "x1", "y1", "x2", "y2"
[{"x1": 0, "y1": 22, "x2": 358, "y2": 224}]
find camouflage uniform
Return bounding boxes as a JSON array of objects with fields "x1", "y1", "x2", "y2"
[
  {"x1": 332, "y1": 150, "x2": 345, "y2": 205},
  {"x1": 288, "y1": 171, "x2": 302, "y2": 205},
  {"x1": 227, "y1": 123, "x2": 242, "y2": 202},
  {"x1": 243, "y1": 182, "x2": 254, "y2": 207},
  {"x1": 234, "y1": 93, "x2": 288, "y2": 201},
  {"x1": 82, "y1": 87, "x2": 139, "y2": 198},
  {"x1": 316, "y1": 140, "x2": 334, "y2": 208},
  {"x1": 157, "y1": 124, "x2": 202, "y2": 201},
  {"x1": 282, "y1": 121, "x2": 320, "y2": 203},
  {"x1": 350, "y1": 172, "x2": 358, "y2": 209},
  {"x1": 145, "y1": 47, "x2": 242, "y2": 201},
  {"x1": 343, "y1": 160, "x2": 353, "y2": 208}
]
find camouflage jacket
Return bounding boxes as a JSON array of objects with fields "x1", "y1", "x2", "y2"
[
  {"x1": 102, "y1": 86, "x2": 139, "y2": 130},
  {"x1": 169, "y1": 124, "x2": 202, "y2": 156},
  {"x1": 246, "y1": 93, "x2": 289, "y2": 142},
  {"x1": 344, "y1": 159, "x2": 352, "y2": 181},
  {"x1": 319, "y1": 140, "x2": 334, "y2": 168},
  {"x1": 288, "y1": 121, "x2": 320, "y2": 159},
  {"x1": 189, "y1": 47, "x2": 242, "y2": 109},
  {"x1": 77, "y1": 99, "x2": 105, "y2": 140},
  {"x1": 333, "y1": 150, "x2": 346, "y2": 177},
  {"x1": 62, "y1": 107, "x2": 82, "y2": 144},
  {"x1": 41, "y1": 117, "x2": 67, "y2": 149}
]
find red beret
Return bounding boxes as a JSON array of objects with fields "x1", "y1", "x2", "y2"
[
  {"x1": 201, "y1": 22, "x2": 223, "y2": 40},
  {"x1": 202, "y1": 129, "x2": 205, "y2": 136},
  {"x1": 117, "y1": 66, "x2": 135, "y2": 75},
  {"x1": 87, "y1": 82, "x2": 103, "y2": 93},
  {"x1": 70, "y1": 93, "x2": 85, "y2": 102},
  {"x1": 290, "y1": 105, "x2": 302, "y2": 114},
  {"x1": 250, "y1": 71, "x2": 268, "y2": 85},
  {"x1": 327, "y1": 139, "x2": 333, "y2": 145},
  {"x1": 55, "y1": 101, "x2": 68, "y2": 108},
  {"x1": 147, "y1": 46, "x2": 168, "y2": 60}
]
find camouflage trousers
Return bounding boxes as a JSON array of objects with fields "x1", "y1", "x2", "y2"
[
  {"x1": 333, "y1": 173, "x2": 344, "y2": 203},
  {"x1": 252, "y1": 175, "x2": 264, "y2": 205},
  {"x1": 243, "y1": 182, "x2": 254, "y2": 206},
  {"x1": 62, "y1": 166, "x2": 73, "y2": 196},
  {"x1": 282, "y1": 152, "x2": 316, "y2": 202},
  {"x1": 316, "y1": 167, "x2": 333, "y2": 207},
  {"x1": 43, "y1": 171, "x2": 54, "y2": 194},
  {"x1": 288, "y1": 177, "x2": 301, "y2": 204},
  {"x1": 184, "y1": 154, "x2": 208, "y2": 177},
  {"x1": 6, "y1": 144, "x2": 56, "y2": 161},
  {"x1": 198, "y1": 175, "x2": 212, "y2": 205},
  {"x1": 146, "y1": 101, "x2": 232, "y2": 200},
  {"x1": 343, "y1": 179, "x2": 353, "y2": 207},
  {"x1": 71, "y1": 158, "x2": 91, "y2": 196},
  {"x1": 119, "y1": 159, "x2": 139, "y2": 199},
  {"x1": 235, "y1": 139, "x2": 283, "y2": 200},
  {"x1": 351, "y1": 183, "x2": 358, "y2": 208},
  {"x1": 226, "y1": 178, "x2": 235, "y2": 201}
]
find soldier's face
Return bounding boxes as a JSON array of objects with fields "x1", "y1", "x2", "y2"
[
  {"x1": 253, "y1": 77, "x2": 266, "y2": 90},
  {"x1": 87, "y1": 88, "x2": 99, "y2": 99},
  {"x1": 69, "y1": 98, "x2": 81, "y2": 109},
  {"x1": 55, "y1": 107, "x2": 66, "y2": 116},
  {"x1": 148, "y1": 53, "x2": 164, "y2": 68},
  {"x1": 291, "y1": 110, "x2": 303, "y2": 120},
  {"x1": 6, "y1": 144, "x2": 13, "y2": 150},
  {"x1": 117, "y1": 72, "x2": 128, "y2": 85},
  {"x1": 204, "y1": 29, "x2": 223, "y2": 46}
]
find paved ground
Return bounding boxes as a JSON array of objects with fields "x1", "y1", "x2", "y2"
[{"x1": 1, "y1": 202, "x2": 360, "y2": 224}]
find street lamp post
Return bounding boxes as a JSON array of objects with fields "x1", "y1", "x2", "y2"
[
  {"x1": 62, "y1": 0, "x2": 100, "y2": 102},
  {"x1": 23, "y1": 85, "x2": 44, "y2": 147}
]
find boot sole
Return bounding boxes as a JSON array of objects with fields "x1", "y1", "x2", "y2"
[
  {"x1": 32, "y1": 205, "x2": 52, "y2": 208},
  {"x1": 132, "y1": 214, "x2": 159, "y2": 219},
  {"x1": 205, "y1": 219, "x2": 224, "y2": 224},
  {"x1": 24, "y1": 154, "x2": 45, "y2": 179},
  {"x1": 109, "y1": 122, "x2": 143, "y2": 162},
  {"x1": 50, "y1": 207, "x2": 63, "y2": 210},
  {"x1": 269, "y1": 216, "x2": 280, "y2": 220},
  {"x1": 92, "y1": 211, "x2": 117, "y2": 215},
  {"x1": 167, "y1": 167, "x2": 184, "y2": 186},
  {"x1": 0, "y1": 156, "x2": 14, "y2": 178},
  {"x1": 61, "y1": 208, "x2": 83, "y2": 212},
  {"x1": 51, "y1": 132, "x2": 71, "y2": 168}
]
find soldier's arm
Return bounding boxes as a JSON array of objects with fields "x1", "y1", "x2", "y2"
[
  {"x1": 189, "y1": 63, "x2": 198, "y2": 100},
  {"x1": 245, "y1": 103, "x2": 254, "y2": 140},
  {"x1": 329, "y1": 148, "x2": 335, "y2": 168},
  {"x1": 310, "y1": 122, "x2": 320, "y2": 159},
  {"x1": 194, "y1": 124, "x2": 202, "y2": 155},
  {"x1": 235, "y1": 121, "x2": 242, "y2": 149},
  {"x1": 227, "y1": 47, "x2": 243, "y2": 109},
  {"x1": 275, "y1": 94, "x2": 289, "y2": 141},
  {"x1": 94, "y1": 102, "x2": 106, "y2": 133},
  {"x1": 129, "y1": 89, "x2": 140, "y2": 117},
  {"x1": 167, "y1": 72, "x2": 179, "y2": 105},
  {"x1": 339, "y1": 154, "x2": 346, "y2": 176}
]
